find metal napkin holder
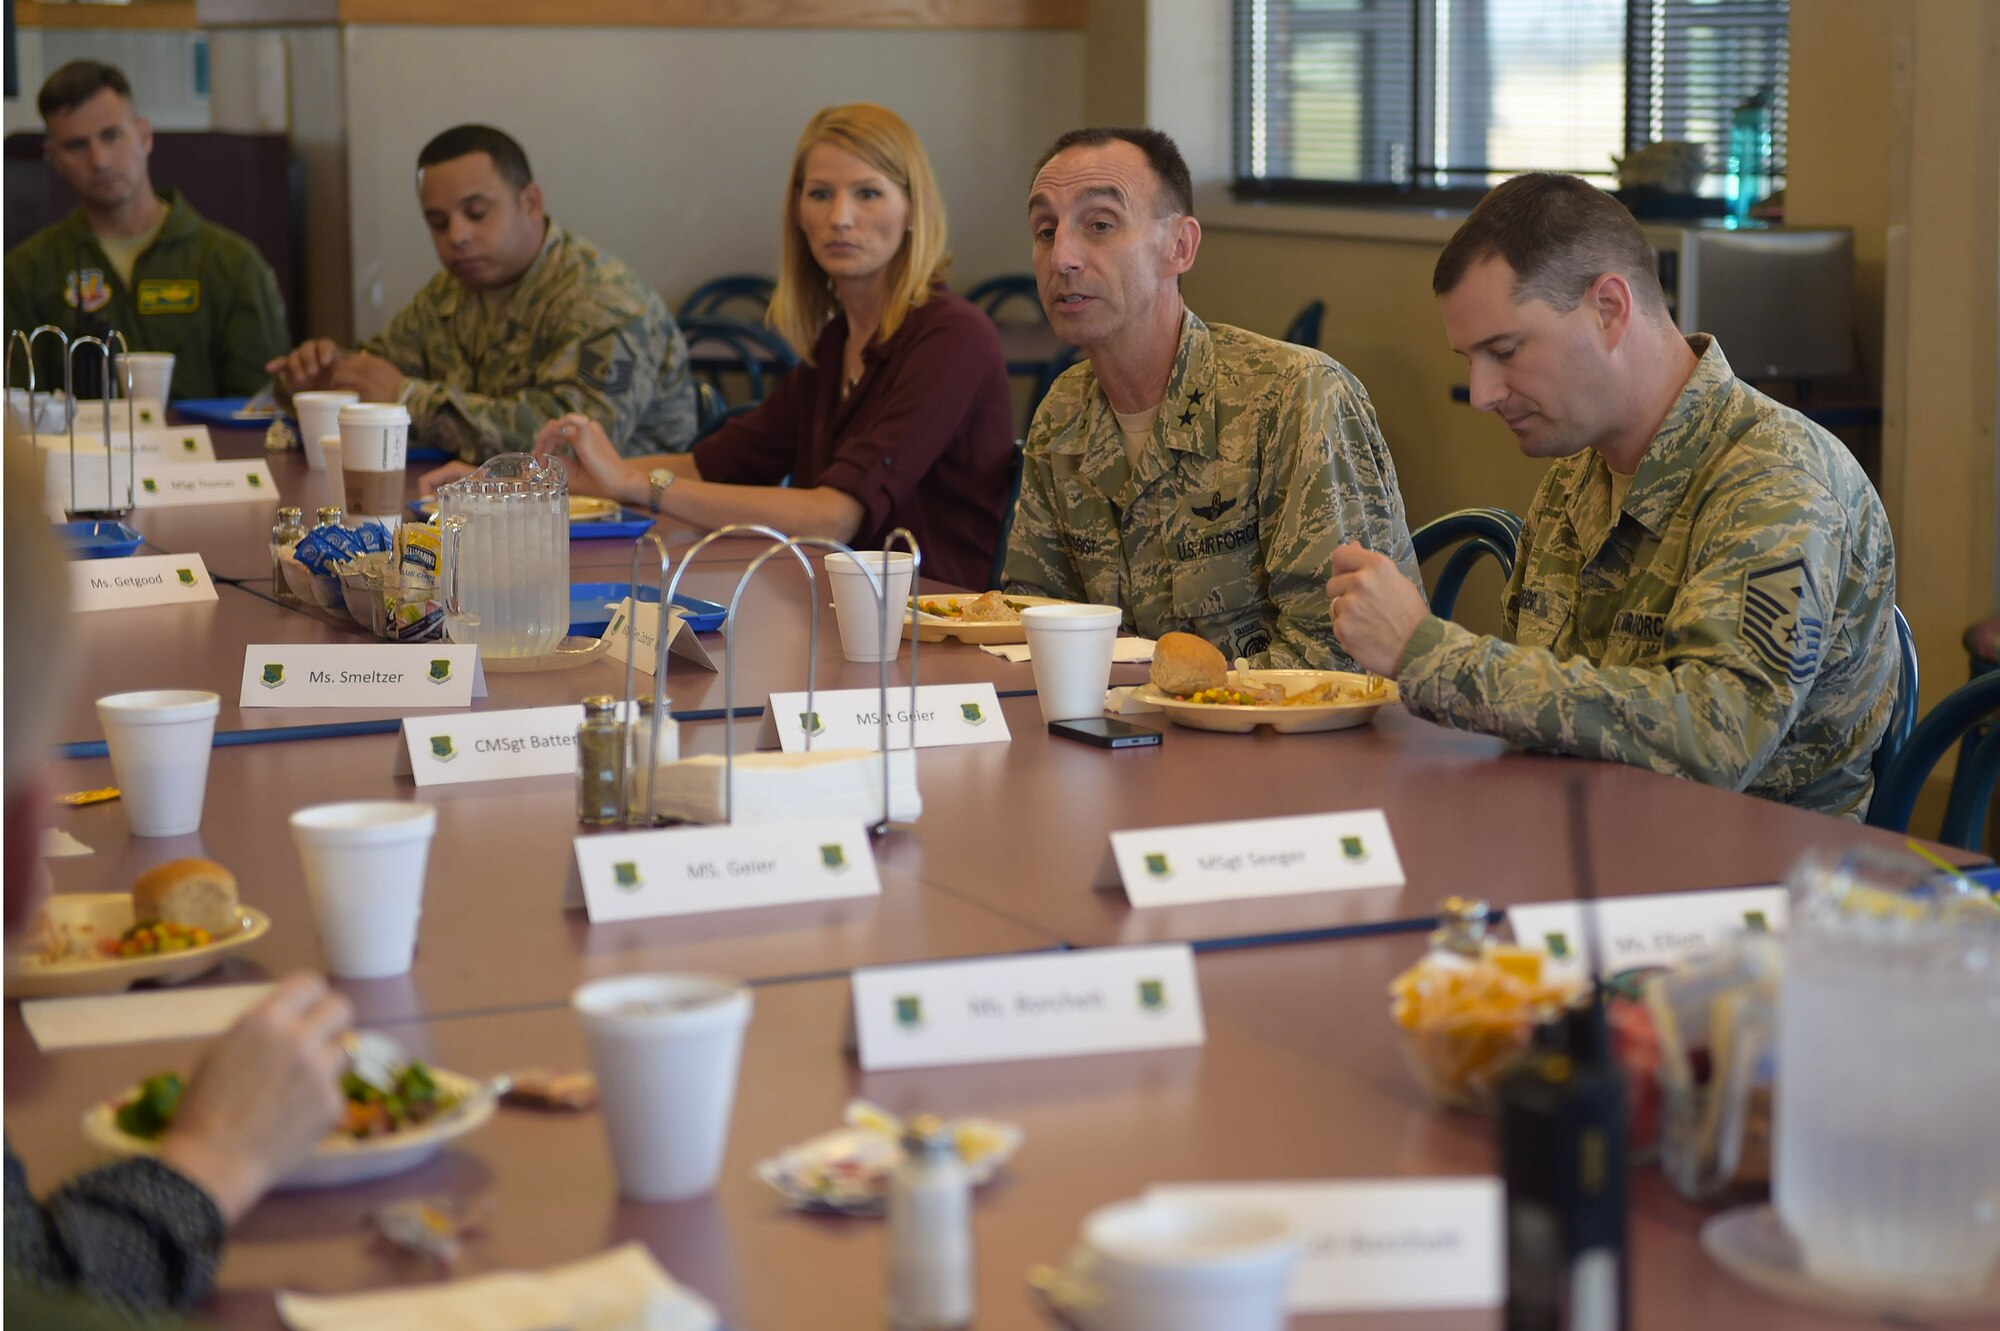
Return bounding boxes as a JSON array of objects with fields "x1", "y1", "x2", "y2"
[
  {"x1": 6, "y1": 325, "x2": 139, "y2": 517},
  {"x1": 618, "y1": 521, "x2": 922, "y2": 837}
]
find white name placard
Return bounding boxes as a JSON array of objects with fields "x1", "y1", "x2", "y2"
[
  {"x1": 759, "y1": 683, "x2": 1011, "y2": 752},
  {"x1": 601, "y1": 598, "x2": 717, "y2": 673},
  {"x1": 134, "y1": 459, "x2": 278, "y2": 507},
  {"x1": 395, "y1": 705, "x2": 583, "y2": 786},
  {"x1": 1506, "y1": 885, "x2": 1787, "y2": 982},
  {"x1": 1106, "y1": 810, "x2": 1404, "y2": 907},
  {"x1": 239, "y1": 644, "x2": 485, "y2": 708},
  {"x1": 851, "y1": 944, "x2": 1204, "y2": 1072},
  {"x1": 69, "y1": 397, "x2": 167, "y2": 431},
  {"x1": 1147, "y1": 1179, "x2": 1504, "y2": 1313},
  {"x1": 70, "y1": 553, "x2": 218, "y2": 612},
  {"x1": 35, "y1": 427, "x2": 216, "y2": 462},
  {"x1": 573, "y1": 815, "x2": 880, "y2": 923}
]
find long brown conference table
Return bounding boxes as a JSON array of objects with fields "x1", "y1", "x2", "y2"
[{"x1": 8, "y1": 426, "x2": 1978, "y2": 1330}]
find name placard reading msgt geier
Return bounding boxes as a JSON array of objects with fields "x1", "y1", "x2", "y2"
[{"x1": 239, "y1": 644, "x2": 485, "y2": 708}]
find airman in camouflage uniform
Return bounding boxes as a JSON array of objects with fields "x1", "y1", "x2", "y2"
[
  {"x1": 1395, "y1": 335, "x2": 1896, "y2": 818},
  {"x1": 1329, "y1": 173, "x2": 1896, "y2": 819},
  {"x1": 1005, "y1": 308, "x2": 1421, "y2": 668},
  {"x1": 360, "y1": 219, "x2": 696, "y2": 461}
]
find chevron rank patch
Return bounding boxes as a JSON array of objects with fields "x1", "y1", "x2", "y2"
[{"x1": 1742, "y1": 559, "x2": 1825, "y2": 685}]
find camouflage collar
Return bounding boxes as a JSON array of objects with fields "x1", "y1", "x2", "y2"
[{"x1": 1612, "y1": 334, "x2": 1733, "y2": 538}]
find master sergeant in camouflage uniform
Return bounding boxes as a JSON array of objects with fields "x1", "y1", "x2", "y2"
[
  {"x1": 269, "y1": 125, "x2": 694, "y2": 462},
  {"x1": 1327, "y1": 174, "x2": 1895, "y2": 818},
  {"x1": 1005, "y1": 127, "x2": 1419, "y2": 670}
]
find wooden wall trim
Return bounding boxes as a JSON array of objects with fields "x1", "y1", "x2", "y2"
[
  {"x1": 19, "y1": 1, "x2": 200, "y2": 30},
  {"x1": 195, "y1": 0, "x2": 1083, "y2": 28}
]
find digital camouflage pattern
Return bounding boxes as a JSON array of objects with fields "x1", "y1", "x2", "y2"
[
  {"x1": 1004, "y1": 309, "x2": 1420, "y2": 669},
  {"x1": 1397, "y1": 336, "x2": 1897, "y2": 819},
  {"x1": 362, "y1": 220, "x2": 696, "y2": 461}
]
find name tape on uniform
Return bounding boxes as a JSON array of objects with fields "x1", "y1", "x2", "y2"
[
  {"x1": 600, "y1": 598, "x2": 717, "y2": 674},
  {"x1": 572, "y1": 815, "x2": 880, "y2": 923},
  {"x1": 70, "y1": 553, "x2": 217, "y2": 612},
  {"x1": 759, "y1": 683, "x2": 1010, "y2": 752},
  {"x1": 852, "y1": 944, "x2": 1204, "y2": 1072},
  {"x1": 239, "y1": 644, "x2": 485, "y2": 708},
  {"x1": 1147, "y1": 1179, "x2": 1503, "y2": 1313},
  {"x1": 1506, "y1": 885, "x2": 1787, "y2": 982},
  {"x1": 395, "y1": 705, "x2": 584, "y2": 786},
  {"x1": 1105, "y1": 810, "x2": 1404, "y2": 907}
]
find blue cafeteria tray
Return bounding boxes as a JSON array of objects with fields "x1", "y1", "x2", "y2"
[
  {"x1": 404, "y1": 500, "x2": 655, "y2": 540},
  {"x1": 55, "y1": 520, "x2": 144, "y2": 559},
  {"x1": 569, "y1": 582, "x2": 728, "y2": 636}
]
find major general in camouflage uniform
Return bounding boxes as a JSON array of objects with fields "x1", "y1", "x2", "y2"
[
  {"x1": 1328, "y1": 173, "x2": 1896, "y2": 819},
  {"x1": 268, "y1": 125, "x2": 694, "y2": 462},
  {"x1": 1003, "y1": 128, "x2": 1419, "y2": 669}
]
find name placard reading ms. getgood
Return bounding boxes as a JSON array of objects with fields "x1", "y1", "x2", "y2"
[
  {"x1": 69, "y1": 553, "x2": 218, "y2": 612},
  {"x1": 238, "y1": 644, "x2": 482, "y2": 709}
]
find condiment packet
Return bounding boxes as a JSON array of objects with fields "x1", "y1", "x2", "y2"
[
  {"x1": 372, "y1": 1195, "x2": 493, "y2": 1271},
  {"x1": 55, "y1": 787, "x2": 120, "y2": 807},
  {"x1": 500, "y1": 1069, "x2": 597, "y2": 1111}
]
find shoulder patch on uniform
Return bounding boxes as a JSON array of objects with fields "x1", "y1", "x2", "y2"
[
  {"x1": 577, "y1": 330, "x2": 634, "y2": 395},
  {"x1": 137, "y1": 280, "x2": 200, "y2": 315},
  {"x1": 1742, "y1": 558, "x2": 1825, "y2": 685}
]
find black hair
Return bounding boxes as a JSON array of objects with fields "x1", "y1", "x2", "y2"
[
  {"x1": 37, "y1": 60, "x2": 133, "y2": 121},
  {"x1": 416, "y1": 124, "x2": 534, "y2": 191},
  {"x1": 1035, "y1": 127, "x2": 1194, "y2": 218}
]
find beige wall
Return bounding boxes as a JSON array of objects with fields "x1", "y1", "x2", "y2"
[{"x1": 337, "y1": 25, "x2": 1084, "y2": 341}]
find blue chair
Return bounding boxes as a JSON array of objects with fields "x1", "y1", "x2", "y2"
[
  {"x1": 1032, "y1": 344, "x2": 1082, "y2": 423},
  {"x1": 1865, "y1": 670, "x2": 2000, "y2": 851},
  {"x1": 965, "y1": 275, "x2": 1045, "y2": 323},
  {"x1": 680, "y1": 315, "x2": 798, "y2": 404},
  {"x1": 677, "y1": 274, "x2": 775, "y2": 323},
  {"x1": 1410, "y1": 508, "x2": 1521, "y2": 620},
  {"x1": 1872, "y1": 606, "x2": 1920, "y2": 786},
  {"x1": 1284, "y1": 299, "x2": 1326, "y2": 349},
  {"x1": 987, "y1": 439, "x2": 1028, "y2": 591}
]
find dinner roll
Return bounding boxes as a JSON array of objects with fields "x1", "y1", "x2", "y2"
[
  {"x1": 131, "y1": 858, "x2": 241, "y2": 935},
  {"x1": 1150, "y1": 631, "x2": 1228, "y2": 697}
]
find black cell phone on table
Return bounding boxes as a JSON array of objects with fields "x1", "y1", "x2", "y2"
[{"x1": 1048, "y1": 717, "x2": 1163, "y2": 749}]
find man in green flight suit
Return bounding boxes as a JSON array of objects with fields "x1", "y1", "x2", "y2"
[
  {"x1": 268, "y1": 124, "x2": 695, "y2": 465},
  {"x1": 1003, "y1": 127, "x2": 1420, "y2": 670},
  {"x1": 1327, "y1": 173, "x2": 1897, "y2": 819},
  {"x1": 4, "y1": 60, "x2": 289, "y2": 400}
]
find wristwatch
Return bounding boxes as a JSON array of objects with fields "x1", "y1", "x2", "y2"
[{"x1": 646, "y1": 467, "x2": 676, "y2": 515}]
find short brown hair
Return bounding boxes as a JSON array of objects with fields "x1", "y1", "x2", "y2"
[
  {"x1": 37, "y1": 60, "x2": 133, "y2": 121},
  {"x1": 1432, "y1": 172, "x2": 1667, "y2": 315},
  {"x1": 1035, "y1": 127, "x2": 1194, "y2": 218}
]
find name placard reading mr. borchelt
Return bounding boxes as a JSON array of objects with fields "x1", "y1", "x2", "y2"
[
  {"x1": 851, "y1": 943, "x2": 1204, "y2": 1072},
  {"x1": 70, "y1": 553, "x2": 218, "y2": 612},
  {"x1": 239, "y1": 644, "x2": 482, "y2": 708}
]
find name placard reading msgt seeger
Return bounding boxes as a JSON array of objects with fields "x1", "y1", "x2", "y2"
[
  {"x1": 395, "y1": 705, "x2": 584, "y2": 786},
  {"x1": 851, "y1": 943, "x2": 1203, "y2": 1072},
  {"x1": 1107, "y1": 810, "x2": 1404, "y2": 908},
  {"x1": 134, "y1": 459, "x2": 278, "y2": 508},
  {"x1": 573, "y1": 815, "x2": 880, "y2": 923},
  {"x1": 1506, "y1": 885, "x2": 1787, "y2": 982},
  {"x1": 70, "y1": 553, "x2": 218, "y2": 612},
  {"x1": 759, "y1": 683, "x2": 1010, "y2": 752},
  {"x1": 1147, "y1": 1179, "x2": 1504, "y2": 1313},
  {"x1": 239, "y1": 644, "x2": 484, "y2": 708}
]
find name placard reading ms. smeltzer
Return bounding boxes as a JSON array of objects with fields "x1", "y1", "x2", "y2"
[{"x1": 239, "y1": 644, "x2": 483, "y2": 708}]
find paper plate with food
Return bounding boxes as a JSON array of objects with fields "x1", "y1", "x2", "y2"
[
  {"x1": 84, "y1": 1045, "x2": 498, "y2": 1189},
  {"x1": 903, "y1": 590, "x2": 1068, "y2": 645},
  {"x1": 756, "y1": 1099, "x2": 1023, "y2": 1215},
  {"x1": 6, "y1": 859, "x2": 270, "y2": 999},
  {"x1": 1131, "y1": 632, "x2": 1397, "y2": 734}
]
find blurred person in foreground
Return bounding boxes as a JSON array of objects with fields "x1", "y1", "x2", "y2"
[
  {"x1": 1002, "y1": 126, "x2": 1419, "y2": 668},
  {"x1": 511, "y1": 103, "x2": 1016, "y2": 590},
  {"x1": 269, "y1": 124, "x2": 696, "y2": 462},
  {"x1": 3, "y1": 453, "x2": 354, "y2": 1315},
  {"x1": 1326, "y1": 173, "x2": 1896, "y2": 817}
]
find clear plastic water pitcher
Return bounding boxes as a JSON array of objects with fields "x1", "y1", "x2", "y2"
[{"x1": 435, "y1": 452, "x2": 569, "y2": 658}]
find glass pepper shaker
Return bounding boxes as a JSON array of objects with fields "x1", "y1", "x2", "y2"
[
  {"x1": 270, "y1": 506, "x2": 306, "y2": 602},
  {"x1": 576, "y1": 694, "x2": 623, "y2": 826}
]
